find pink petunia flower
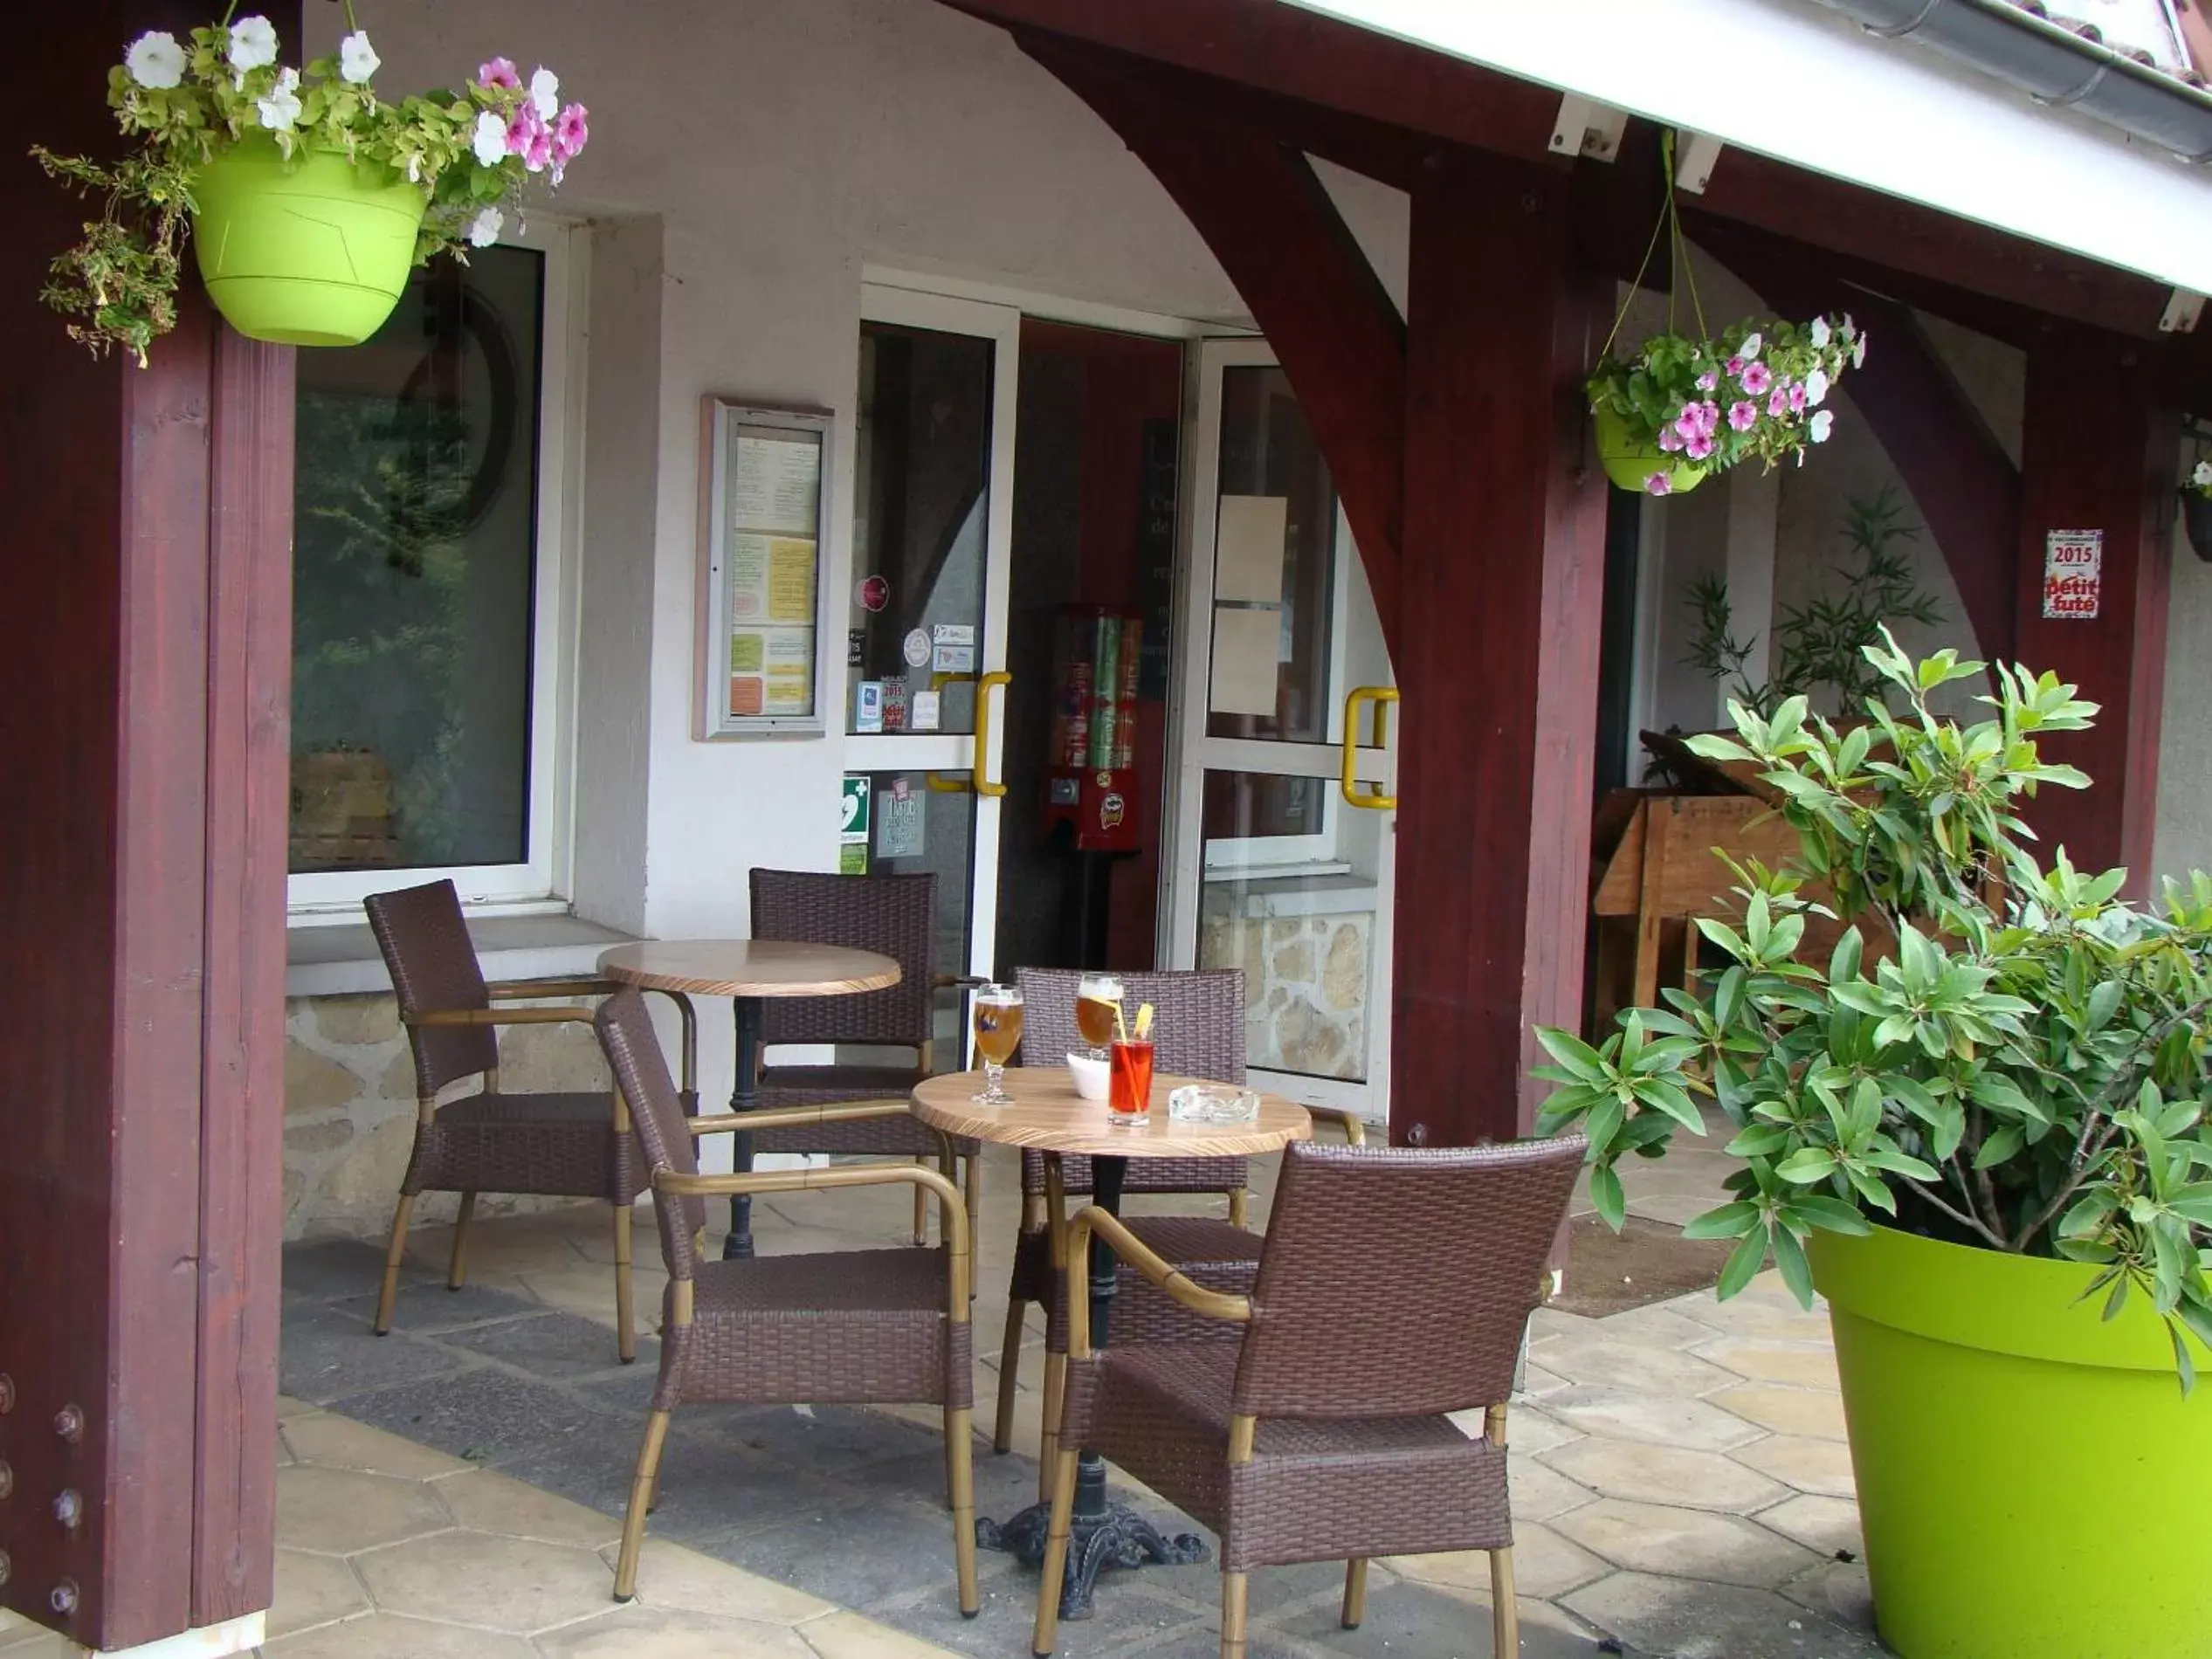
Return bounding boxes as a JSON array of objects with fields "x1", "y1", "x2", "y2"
[
  {"x1": 1674, "y1": 409, "x2": 1703, "y2": 444},
  {"x1": 1685, "y1": 430, "x2": 1716, "y2": 461},
  {"x1": 1725, "y1": 356, "x2": 1744, "y2": 377},
  {"x1": 1657, "y1": 425, "x2": 1685, "y2": 453},
  {"x1": 1694, "y1": 400, "x2": 1720, "y2": 434},
  {"x1": 1644, "y1": 472, "x2": 1672, "y2": 497},
  {"x1": 507, "y1": 102, "x2": 553, "y2": 172},
  {"x1": 1740, "y1": 361, "x2": 1773, "y2": 396},
  {"x1": 1788, "y1": 382, "x2": 1808, "y2": 414},
  {"x1": 478, "y1": 56, "x2": 521, "y2": 90},
  {"x1": 1728, "y1": 401, "x2": 1758, "y2": 431},
  {"x1": 554, "y1": 102, "x2": 589, "y2": 161},
  {"x1": 1695, "y1": 369, "x2": 1719, "y2": 392},
  {"x1": 1768, "y1": 388, "x2": 1790, "y2": 419}
]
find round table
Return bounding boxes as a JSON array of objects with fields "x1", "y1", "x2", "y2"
[
  {"x1": 912, "y1": 1066, "x2": 1309, "y2": 1618},
  {"x1": 601, "y1": 940, "x2": 900, "y2": 1258}
]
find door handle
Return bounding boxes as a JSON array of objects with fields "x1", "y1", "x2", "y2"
[
  {"x1": 1340, "y1": 685, "x2": 1398, "y2": 810},
  {"x1": 975, "y1": 671, "x2": 1012, "y2": 798}
]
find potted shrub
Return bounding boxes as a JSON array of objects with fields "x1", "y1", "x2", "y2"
[
  {"x1": 33, "y1": 4, "x2": 589, "y2": 361},
  {"x1": 2183, "y1": 459, "x2": 2212, "y2": 563},
  {"x1": 1536, "y1": 631, "x2": 2212, "y2": 1658}
]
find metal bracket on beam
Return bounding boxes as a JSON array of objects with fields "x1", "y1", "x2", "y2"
[
  {"x1": 1674, "y1": 130, "x2": 1726, "y2": 194},
  {"x1": 2160, "y1": 288, "x2": 2204, "y2": 334},
  {"x1": 1547, "y1": 93, "x2": 1629, "y2": 163}
]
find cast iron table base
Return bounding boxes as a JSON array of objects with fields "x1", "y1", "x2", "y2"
[{"x1": 974, "y1": 1156, "x2": 1209, "y2": 1620}]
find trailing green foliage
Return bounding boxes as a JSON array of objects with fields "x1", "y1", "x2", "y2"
[{"x1": 1537, "y1": 630, "x2": 2212, "y2": 1386}]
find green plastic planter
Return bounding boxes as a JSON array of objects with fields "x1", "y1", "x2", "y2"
[
  {"x1": 1809, "y1": 1224, "x2": 2212, "y2": 1658},
  {"x1": 191, "y1": 138, "x2": 427, "y2": 347},
  {"x1": 1591, "y1": 403, "x2": 1706, "y2": 497}
]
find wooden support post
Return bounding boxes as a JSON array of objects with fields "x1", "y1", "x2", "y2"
[
  {"x1": 0, "y1": 4, "x2": 295, "y2": 1645},
  {"x1": 1391, "y1": 149, "x2": 1611, "y2": 1146},
  {"x1": 2013, "y1": 330, "x2": 2179, "y2": 891}
]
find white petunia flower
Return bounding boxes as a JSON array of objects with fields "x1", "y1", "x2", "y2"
[
  {"x1": 228, "y1": 14, "x2": 279, "y2": 72},
  {"x1": 472, "y1": 109, "x2": 508, "y2": 167},
  {"x1": 529, "y1": 66, "x2": 559, "y2": 120},
  {"x1": 1804, "y1": 368, "x2": 1830, "y2": 407},
  {"x1": 2195, "y1": 460, "x2": 2212, "y2": 489},
  {"x1": 1809, "y1": 410, "x2": 1834, "y2": 444},
  {"x1": 338, "y1": 30, "x2": 379, "y2": 85},
  {"x1": 467, "y1": 206, "x2": 505, "y2": 247},
  {"x1": 256, "y1": 65, "x2": 302, "y2": 130},
  {"x1": 1852, "y1": 333, "x2": 1868, "y2": 368},
  {"x1": 124, "y1": 31, "x2": 186, "y2": 90},
  {"x1": 1739, "y1": 331, "x2": 1762, "y2": 361},
  {"x1": 405, "y1": 153, "x2": 423, "y2": 183},
  {"x1": 1809, "y1": 315, "x2": 1831, "y2": 348}
]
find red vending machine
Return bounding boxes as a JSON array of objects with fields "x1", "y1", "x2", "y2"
[{"x1": 1042, "y1": 605, "x2": 1143, "y2": 853}]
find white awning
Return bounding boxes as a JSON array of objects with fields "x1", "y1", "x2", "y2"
[{"x1": 1283, "y1": 0, "x2": 2212, "y2": 299}]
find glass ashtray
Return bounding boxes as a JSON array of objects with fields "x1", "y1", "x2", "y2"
[{"x1": 1168, "y1": 1084, "x2": 1260, "y2": 1126}]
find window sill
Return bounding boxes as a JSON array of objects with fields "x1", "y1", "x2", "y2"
[{"x1": 285, "y1": 912, "x2": 637, "y2": 999}]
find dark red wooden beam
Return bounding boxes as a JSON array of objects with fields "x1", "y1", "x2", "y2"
[
  {"x1": 1393, "y1": 149, "x2": 1613, "y2": 1146},
  {"x1": 947, "y1": 0, "x2": 2184, "y2": 348},
  {"x1": 2011, "y1": 332, "x2": 2178, "y2": 891},
  {"x1": 1684, "y1": 215, "x2": 2022, "y2": 665},
  {"x1": 1020, "y1": 31, "x2": 1406, "y2": 641}
]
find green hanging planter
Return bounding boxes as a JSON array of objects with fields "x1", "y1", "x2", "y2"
[
  {"x1": 1592, "y1": 403, "x2": 1706, "y2": 497},
  {"x1": 191, "y1": 137, "x2": 428, "y2": 348}
]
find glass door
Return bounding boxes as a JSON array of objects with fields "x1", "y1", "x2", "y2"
[
  {"x1": 1163, "y1": 340, "x2": 1396, "y2": 1125},
  {"x1": 845, "y1": 286, "x2": 1019, "y2": 1055}
]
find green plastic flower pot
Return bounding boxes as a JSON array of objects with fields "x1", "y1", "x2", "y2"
[
  {"x1": 190, "y1": 138, "x2": 427, "y2": 348},
  {"x1": 1809, "y1": 1224, "x2": 2212, "y2": 1658},
  {"x1": 1591, "y1": 403, "x2": 1706, "y2": 497}
]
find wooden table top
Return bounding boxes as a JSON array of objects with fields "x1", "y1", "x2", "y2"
[
  {"x1": 598, "y1": 940, "x2": 900, "y2": 998},
  {"x1": 911, "y1": 1067, "x2": 1311, "y2": 1159}
]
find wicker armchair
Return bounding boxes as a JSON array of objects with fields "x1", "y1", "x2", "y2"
[
  {"x1": 592, "y1": 988, "x2": 978, "y2": 1615},
  {"x1": 744, "y1": 870, "x2": 983, "y2": 1244},
  {"x1": 1034, "y1": 1137, "x2": 1586, "y2": 1659},
  {"x1": 363, "y1": 879, "x2": 698, "y2": 1363},
  {"x1": 996, "y1": 968, "x2": 1368, "y2": 1493}
]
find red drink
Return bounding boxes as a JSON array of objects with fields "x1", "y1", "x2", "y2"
[{"x1": 1107, "y1": 1039, "x2": 1154, "y2": 1125}]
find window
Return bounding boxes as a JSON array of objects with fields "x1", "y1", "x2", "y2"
[{"x1": 286, "y1": 227, "x2": 576, "y2": 914}]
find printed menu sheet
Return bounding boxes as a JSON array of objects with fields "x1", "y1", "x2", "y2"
[{"x1": 725, "y1": 424, "x2": 823, "y2": 719}]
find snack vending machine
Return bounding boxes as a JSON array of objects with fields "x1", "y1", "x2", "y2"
[{"x1": 1042, "y1": 605, "x2": 1143, "y2": 853}]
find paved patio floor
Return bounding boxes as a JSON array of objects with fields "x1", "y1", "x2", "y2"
[{"x1": 2, "y1": 1132, "x2": 1892, "y2": 1658}]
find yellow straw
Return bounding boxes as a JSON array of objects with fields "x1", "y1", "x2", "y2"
[{"x1": 1113, "y1": 999, "x2": 1128, "y2": 1044}]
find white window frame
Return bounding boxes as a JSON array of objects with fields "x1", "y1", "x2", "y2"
[{"x1": 287, "y1": 217, "x2": 585, "y2": 921}]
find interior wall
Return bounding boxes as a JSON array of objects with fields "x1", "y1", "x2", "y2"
[{"x1": 2153, "y1": 454, "x2": 2212, "y2": 887}]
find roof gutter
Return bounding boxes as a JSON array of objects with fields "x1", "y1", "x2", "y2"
[{"x1": 1808, "y1": 0, "x2": 2212, "y2": 162}]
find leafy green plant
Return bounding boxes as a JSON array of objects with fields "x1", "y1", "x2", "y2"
[
  {"x1": 1685, "y1": 486, "x2": 1944, "y2": 718},
  {"x1": 32, "y1": 7, "x2": 588, "y2": 362},
  {"x1": 1537, "y1": 630, "x2": 2212, "y2": 1384}
]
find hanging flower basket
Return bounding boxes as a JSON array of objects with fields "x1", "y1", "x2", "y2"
[
  {"x1": 2185, "y1": 463, "x2": 2212, "y2": 563},
  {"x1": 1593, "y1": 402, "x2": 1708, "y2": 498},
  {"x1": 190, "y1": 137, "x2": 426, "y2": 347},
  {"x1": 1587, "y1": 133, "x2": 1864, "y2": 496},
  {"x1": 34, "y1": 6, "x2": 590, "y2": 361}
]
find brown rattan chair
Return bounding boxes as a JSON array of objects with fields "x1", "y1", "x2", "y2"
[
  {"x1": 1034, "y1": 1136, "x2": 1586, "y2": 1659},
  {"x1": 364, "y1": 879, "x2": 698, "y2": 1362},
  {"x1": 996, "y1": 967, "x2": 1367, "y2": 1492},
  {"x1": 745, "y1": 869, "x2": 983, "y2": 1245},
  {"x1": 592, "y1": 988, "x2": 979, "y2": 1614}
]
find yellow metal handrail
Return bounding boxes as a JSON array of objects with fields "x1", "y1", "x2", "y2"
[
  {"x1": 975, "y1": 671, "x2": 1011, "y2": 798},
  {"x1": 1340, "y1": 685, "x2": 1398, "y2": 810}
]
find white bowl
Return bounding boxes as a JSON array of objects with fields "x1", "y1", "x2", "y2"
[{"x1": 1065, "y1": 1051, "x2": 1110, "y2": 1102}]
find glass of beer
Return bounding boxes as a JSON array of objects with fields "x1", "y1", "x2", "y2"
[
  {"x1": 1075, "y1": 973, "x2": 1124, "y2": 1060},
  {"x1": 971, "y1": 983, "x2": 1024, "y2": 1105}
]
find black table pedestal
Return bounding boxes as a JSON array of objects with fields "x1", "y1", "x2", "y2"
[
  {"x1": 721, "y1": 995, "x2": 763, "y2": 1260},
  {"x1": 975, "y1": 1154, "x2": 1210, "y2": 1620}
]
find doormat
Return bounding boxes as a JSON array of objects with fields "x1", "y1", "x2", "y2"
[{"x1": 1549, "y1": 1211, "x2": 1736, "y2": 1318}]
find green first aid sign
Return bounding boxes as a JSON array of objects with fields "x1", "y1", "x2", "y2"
[{"x1": 840, "y1": 775, "x2": 871, "y2": 843}]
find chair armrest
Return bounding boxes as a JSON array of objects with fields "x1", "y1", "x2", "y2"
[
  {"x1": 1065, "y1": 1204, "x2": 1251, "y2": 1360},
  {"x1": 655, "y1": 1163, "x2": 971, "y2": 1304},
  {"x1": 682, "y1": 1100, "x2": 927, "y2": 1137},
  {"x1": 408, "y1": 1007, "x2": 597, "y2": 1029},
  {"x1": 1303, "y1": 1104, "x2": 1368, "y2": 1146},
  {"x1": 484, "y1": 977, "x2": 616, "y2": 1001},
  {"x1": 932, "y1": 973, "x2": 989, "y2": 990}
]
